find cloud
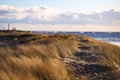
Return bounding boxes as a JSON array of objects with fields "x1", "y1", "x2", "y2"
[
  {"x1": 0, "y1": 5, "x2": 120, "y2": 26},
  {"x1": 0, "y1": 23, "x2": 120, "y2": 32},
  {"x1": 0, "y1": 5, "x2": 59, "y2": 21}
]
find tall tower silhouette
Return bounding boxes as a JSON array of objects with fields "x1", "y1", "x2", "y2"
[{"x1": 8, "y1": 24, "x2": 10, "y2": 30}]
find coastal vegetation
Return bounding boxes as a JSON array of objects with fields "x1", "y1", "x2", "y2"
[{"x1": 0, "y1": 30, "x2": 120, "y2": 80}]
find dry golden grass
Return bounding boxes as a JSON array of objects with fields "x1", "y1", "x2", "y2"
[
  {"x1": 78, "y1": 36, "x2": 120, "y2": 70},
  {"x1": 0, "y1": 31, "x2": 120, "y2": 80},
  {"x1": 75, "y1": 36, "x2": 120, "y2": 79},
  {"x1": 0, "y1": 47, "x2": 68, "y2": 80},
  {"x1": 0, "y1": 36, "x2": 79, "y2": 80},
  {"x1": 97, "y1": 42, "x2": 120, "y2": 69}
]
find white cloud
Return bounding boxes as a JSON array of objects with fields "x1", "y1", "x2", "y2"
[
  {"x1": 0, "y1": 5, "x2": 14, "y2": 11},
  {"x1": 0, "y1": 23, "x2": 120, "y2": 32},
  {"x1": 0, "y1": 5, "x2": 59, "y2": 21},
  {"x1": 0, "y1": 5, "x2": 120, "y2": 29},
  {"x1": 28, "y1": 6, "x2": 59, "y2": 20},
  {"x1": 0, "y1": 5, "x2": 28, "y2": 19}
]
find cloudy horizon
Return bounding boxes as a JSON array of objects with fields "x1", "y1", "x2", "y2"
[{"x1": 0, "y1": 0, "x2": 120, "y2": 32}]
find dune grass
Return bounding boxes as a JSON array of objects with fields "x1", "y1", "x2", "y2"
[
  {"x1": 0, "y1": 35, "x2": 79, "y2": 80},
  {"x1": 74, "y1": 36, "x2": 120, "y2": 79},
  {"x1": 97, "y1": 42, "x2": 120, "y2": 70},
  {"x1": 77, "y1": 36, "x2": 120, "y2": 70},
  {"x1": 0, "y1": 31, "x2": 120, "y2": 80}
]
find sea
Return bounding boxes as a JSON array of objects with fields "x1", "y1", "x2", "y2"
[{"x1": 32, "y1": 31, "x2": 120, "y2": 47}]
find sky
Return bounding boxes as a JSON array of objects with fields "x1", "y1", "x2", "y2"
[{"x1": 0, "y1": 0, "x2": 120, "y2": 32}]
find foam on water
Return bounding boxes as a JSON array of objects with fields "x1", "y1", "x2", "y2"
[{"x1": 108, "y1": 41, "x2": 120, "y2": 46}]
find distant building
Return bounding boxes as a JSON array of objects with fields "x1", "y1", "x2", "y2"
[{"x1": 12, "y1": 27, "x2": 16, "y2": 31}]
